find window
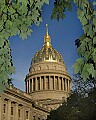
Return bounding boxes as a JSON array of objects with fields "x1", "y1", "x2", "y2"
[
  {"x1": 18, "y1": 109, "x2": 20, "y2": 118},
  {"x1": 26, "y1": 111, "x2": 29, "y2": 119},
  {"x1": 11, "y1": 107, "x2": 14, "y2": 115},
  {"x1": 3, "y1": 104, "x2": 6, "y2": 113}
]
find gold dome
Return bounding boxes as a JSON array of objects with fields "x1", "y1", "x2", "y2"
[{"x1": 31, "y1": 24, "x2": 64, "y2": 65}]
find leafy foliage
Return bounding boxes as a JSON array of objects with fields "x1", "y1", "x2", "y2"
[
  {"x1": 0, "y1": 0, "x2": 49, "y2": 92},
  {"x1": 47, "y1": 78, "x2": 96, "y2": 120},
  {"x1": 47, "y1": 90, "x2": 96, "y2": 120},
  {"x1": 51, "y1": 0, "x2": 96, "y2": 81},
  {"x1": 51, "y1": 0, "x2": 72, "y2": 21}
]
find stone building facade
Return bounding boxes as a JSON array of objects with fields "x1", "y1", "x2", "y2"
[{"x1": 0, "y1": 24, "x2": 71, "y2": 120}]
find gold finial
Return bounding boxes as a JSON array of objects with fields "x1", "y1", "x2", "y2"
[
  {"x1": 46, "y1": 24, "x2": 48, "y2": 35},
  {"x1": 44, "y1": 24, "x2": 52, "y2": 48}
]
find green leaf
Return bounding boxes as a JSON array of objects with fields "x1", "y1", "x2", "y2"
[
  {"x1": 26, "y1": 28, "x2": 32, "y2": 36},
  {"x1": 83, "y1": 25, "x2": 89, "y2": 34},
  {"x1": 20, "y1": 32, "x2": 27, "y2": 40},
  {"x1": 93, "y1": 55, "x2": 96, "y2": 63},
  {"x1": 92, "y1": 70, "x2": 96, "y2": 79},
  {"x1": 81, "y1": 70, "x2": 89, "y2": 80},
  {"x1": 77, "y1": 8, "x2": 84, "y2": 19},
  {"x1": 0, "y1": 39, "x2": 4, "y2": 47},
  {"x1": 81, "y1": 64, "x2": 90, "y2": 80},
  {"x1": 9, "y1": 7, "x2": 15, "y2": 14},
  {"x1": 72, "y1": 62, "x2": 80, "y2": 74},
  {"x1": 93, "y1": 36, "x2": 96, "y2": 44},
  {"x1": 93, "y1": 18, "x2": 96, "y2": 26},
  {"x1": 72, "y1": 58, "x2": 84, "y2": 74},
  {"x1": 76, "y1": 58, "x2": 84, "y2": 64},
  {"x1": 81, "y1": 16, "x2": 88, "y2": 25},
  {"x1": 8, "y1": 66, "x2": 16, "y2": 75},
  {"x1": 86, "y1": 64, "x2": 94, "y2": 75},
  {"x1": 44, "y1": 0, "x2": 49, "y2": 4}
]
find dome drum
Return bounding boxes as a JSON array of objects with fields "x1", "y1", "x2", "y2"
[{"x1": 29, "y1": 62, "x2": 67, "y2": 74}]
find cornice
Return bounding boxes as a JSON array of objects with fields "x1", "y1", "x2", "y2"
[{"x1": 3, "y1": 86, "x2": 33, "y2": 104}]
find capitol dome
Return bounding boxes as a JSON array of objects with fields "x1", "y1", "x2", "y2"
[
  {"x1": 25, "y1": 24, "x2": 71, "y2": 110},
  {"x1": 31, "y1": 24, "x2": 64, "y2": 65}
]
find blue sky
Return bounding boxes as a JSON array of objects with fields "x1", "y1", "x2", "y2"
[{"x1": 10, "y1": 1, "x2": 83, "y2": 91}]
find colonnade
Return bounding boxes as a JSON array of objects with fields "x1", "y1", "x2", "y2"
[{"x1": 26, "y1": 76, "x2": 71, "y2": 93}]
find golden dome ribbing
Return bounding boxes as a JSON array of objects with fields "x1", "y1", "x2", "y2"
[{"x1": 31, "y1": 24, "x2": 64, "y2": 65}]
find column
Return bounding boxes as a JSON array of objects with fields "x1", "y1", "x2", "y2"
[
  {"x1": 32, "y1": 78, "x2": 33, "y2": 91},
  {"x1": 26, "y1": 81, "x2": 27, "y2": 93},
  {"x1": 40, "y1": 77, "x2": 42, "y2": 90},
  {"x1": 65, "y1": 78, "x2": 67, "y2": 91},
  {"x1": 62, "y1": 77, "x2": 64, "y2": 91},
  {"x1": 7, "y1": 100, "x2": 11, "y2": 120},
  {"x1": 53, "y1": 76, "x2": 55, "y2": 90},
  {"x1": 58, "y1": 77, "x2": 61, "y2": 90},
  {"x1": 35, "y1": 77, "x2": 38, "y2": 91},
  {"x1": 26, "y1": 81, "x2": 28, "y2": 93},
  {"x1": 56, "y1": 76, "x2": 59, "y2": 90},
  {"x1": 14, "y1": 103, "x2": 18, "y2": 120},
  {"x1": 22, "y1": 106, "x2": 25, "y2": 120},
  {"x1": 48, "y1": 76, "x2": 51, "y2": 90},
  {"x1": 29, "y1": 79, "x2": 30, "y2": 93},
  {"x1": 68, "y1": 79, "x2": 69, "y2": 92},
  {"x1": 50, "y1": 76, "x2": 53, "y2": 90},
  {"x1": 44, "y1": 76, "x2": 46, "y2": 90},
  {"x1": 0, "y1": 97, "x2": 3, "y2": 120}
]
